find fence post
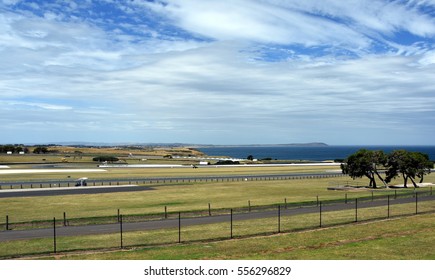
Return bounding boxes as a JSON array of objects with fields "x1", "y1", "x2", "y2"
[
  {"x1": 53, "y1": 217, "x2": 57, "y2": 254},
  {"x1": 117, "y1": 209, "x2": 120, "y2": 223},
  {"x1": 230, "y1": 209, "x2": 233, "y2": 239},
  {"x1": 316, "y1": 196, "x2": 319, "y2": 207},
  {"x1": 355, "y1": 198, "x2": 358, "y2": 223},
  {"x1": 208, "y1": 203, "x2": 211, "y2": 216},
  {"x1": 248, "y1": 200, "x2": 251, "y2": 212},
  {"x1": 120, "y1": 214, "x2": 123, "y2": 249},
  {"x1": 165, "y1": 206, "x2": 168, "y2": 219},
  {"x1": 415, "y1": 192, "x2": 418, "y2": 215},
  {"x1": 387, "y1": 195, "x2": 390, "y2": 219},
  {"x1": 371, "y1": 191, "x2": 374, "y2": 201},
  {"x1": 63, "y1": 212, "x2": 67, "y2": 227},
  {"x1": 178, "y1": 212, "x2": 181, "y2": 243},
  {"x1": 6, "y1": 215, "x2": 8, "y2": 231},
  {"x1": 345, "y1": 193, "x2": 348, "y2": 204},
  {"x1": 284, "y1": 198, "x2": 287, "y2": 209},
  {"x1": 278, "y1": 205, "x2": 281, "y2": 233},
  {"x1": 319, "y1": 202, "x2": 322, "y2": 228}
]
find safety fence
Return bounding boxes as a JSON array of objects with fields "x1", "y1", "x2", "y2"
[{"x1": 0, "y1": 189, "x2": 434, "y2": 259}]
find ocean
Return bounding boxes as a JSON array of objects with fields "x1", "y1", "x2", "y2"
[{"x1": 197, "y1": 146, "x2": 435, "y2": 161}]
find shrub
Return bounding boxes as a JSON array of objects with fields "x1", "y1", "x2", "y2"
[{"x1": 92, "y1": 156, "x2": 120, "y2": 162}]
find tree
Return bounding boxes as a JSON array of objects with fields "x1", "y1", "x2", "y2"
[
  {"x1": 33, "y1": 146, "x2": 48, "y2": 154},
  {"x1": 341, "y1": 149, "x2": 388, "y2": 188},
  {"x1": 92, "y1": 156, "x2": 119, "y2": 163},
  {"x1": 247, "y1": 155, "x2": 254, "y2": 161},
  {"x1": 385, "y1": 150, "x2": 433, "y2": 188}
]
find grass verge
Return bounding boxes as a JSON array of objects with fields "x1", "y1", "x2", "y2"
[{"x1": 1, "y1": 201, "x2": 433, "y2": 260}]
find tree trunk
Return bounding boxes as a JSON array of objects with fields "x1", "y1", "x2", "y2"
[
  {"x1": 403, "y1": 174, "x2": 408, "y2": 188},
  {"x1": 372, "y1": 176, "x2": 377, "y2": 188},
  {"x1": 366, "y1": 172, "x2": 377, "y2": 188},
  {"x1": 375, "y1": 171, "x2": 387, "y2": 187},
  {"x1": 409, "y1": 176, "x2": 418, "y2": 188},
  {"x1": 419, "y1": 174, "x2": 424, "y2": 183}
]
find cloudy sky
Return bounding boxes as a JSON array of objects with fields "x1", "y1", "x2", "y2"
[{"x1": 1, "y1": 0, "x2": 435, "y2": 145}]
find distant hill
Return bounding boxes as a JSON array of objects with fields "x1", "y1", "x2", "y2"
[
  {"x1": 191, "y1": 143, "x2": 329, "y2": 148},
  {"x1": 19, "y1": 142, "x2": 328, "y2": 148}
]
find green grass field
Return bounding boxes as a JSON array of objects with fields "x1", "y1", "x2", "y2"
[
  {"x1": 2, "y1": 211, "x2": 433, "y2": 260},
  {"x1": 67, "y1": 213, "x2": 435, "y2": 260}
]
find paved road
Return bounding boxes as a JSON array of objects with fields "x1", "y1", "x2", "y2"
[
  {"x1": 0, "y1": 185, "x2": 153, "y2": 198},
  {"x1": 1, "y1": 195, "x2": 433, "y2": 242}
]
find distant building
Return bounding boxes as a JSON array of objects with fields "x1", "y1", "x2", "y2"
[{"x1": 6, "y1": 151, "x2": 12, "y2": 155}]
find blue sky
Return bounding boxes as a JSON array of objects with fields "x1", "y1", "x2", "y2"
[{"x1": 1, "y1": 0, "x2": 435, "y2": 145}]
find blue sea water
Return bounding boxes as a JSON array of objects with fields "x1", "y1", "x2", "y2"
[{"x1": 197, "y1": 146, "x2": 435, "y2": 161}]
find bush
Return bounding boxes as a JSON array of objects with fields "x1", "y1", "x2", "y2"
[
  {"x1": 33, "y1": 146, "x2": 49, "y2": 154},
  {"x1": 215, "y1": 160, "x2": 240, "y2": 165},
  {"x1": 92, "y1": 156, "x2": 120, "y2": 162}
]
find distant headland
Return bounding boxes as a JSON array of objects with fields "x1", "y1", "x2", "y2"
[
  {"x1": 12, "y1": 142, "x2": 329, "y2": 148},
  {"x1": 191, "y1": 143, "x2": 329, "y2": 148}
]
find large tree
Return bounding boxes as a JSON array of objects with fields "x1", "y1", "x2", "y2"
[
  {"x1": 385, "y1": 150, "x2": 433, "y2": 188},
  {"x1": 33, "y1": 146, "x2": 49, "y2": 154},
  {"x1": 341, "y1": 149, "x2": 388, "y2": 188}
]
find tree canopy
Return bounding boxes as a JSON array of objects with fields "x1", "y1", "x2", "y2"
[
  {"x1": 33, "y1": 146, "x2": 49, "y2": 154},
  {"x1": 385, "y1": 150, "x2": 433, "y2": 188},
  {"x1": 340, "y1": 149, "x2": 387, "y2": 188},
  {"x1": 92, "y1": 156, "x2": 119, "y2": 163},
  {"x1": 341, "y1": 149, "x2": 433, "y2": 188},
  {"x1": 0, "y1": 145, "x2": 29, "y2": 153}
]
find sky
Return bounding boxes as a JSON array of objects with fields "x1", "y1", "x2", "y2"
[{"x1": 1, "y1": 0, "x2": 435, "y2": 145}]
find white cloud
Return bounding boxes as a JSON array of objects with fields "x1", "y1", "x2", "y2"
[
  {"x1": 1, "y1": 100, "x2": 72, "y2": 111},
  {"x1": 267, "y1": 0, "x2": 435, "y2": 36},
  {"x1": 143, "y1": 0, "x2": 370, "y2": 48}
]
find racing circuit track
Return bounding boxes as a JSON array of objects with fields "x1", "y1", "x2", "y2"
[{"x1": 0, "y1": 171, "x2": 345, "y2": 198}]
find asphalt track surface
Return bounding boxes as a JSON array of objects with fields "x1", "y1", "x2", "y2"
[
  {"x1": 1, "y1": 195, "x2": 433, "y2": 242},
  {"x1": 0, "y1": 185, "x2": 153, "y2": 198}
]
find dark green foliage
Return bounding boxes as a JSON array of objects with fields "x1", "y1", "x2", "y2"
[
  {"x1": 33, "y1": 146, "x2": 49, "y2": 154},
  {"x1": 92, "y1": 156, "x2": 120, "y2": 162},
  {"x1": 340, "y1": 149, "x2": 387, "y2": 188},
  {"x1": 0, "y1": 145, "x2": 29, "y2": 153},
  {"x1": 385, "y1": 150, "x2": 433, "y2": 188},
  {"x1": 215, "y1": 160, "x2": 240, "y2": 165},
  {"x1": 341, "y1": 149, "x2": 432, "y2": 188}
]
